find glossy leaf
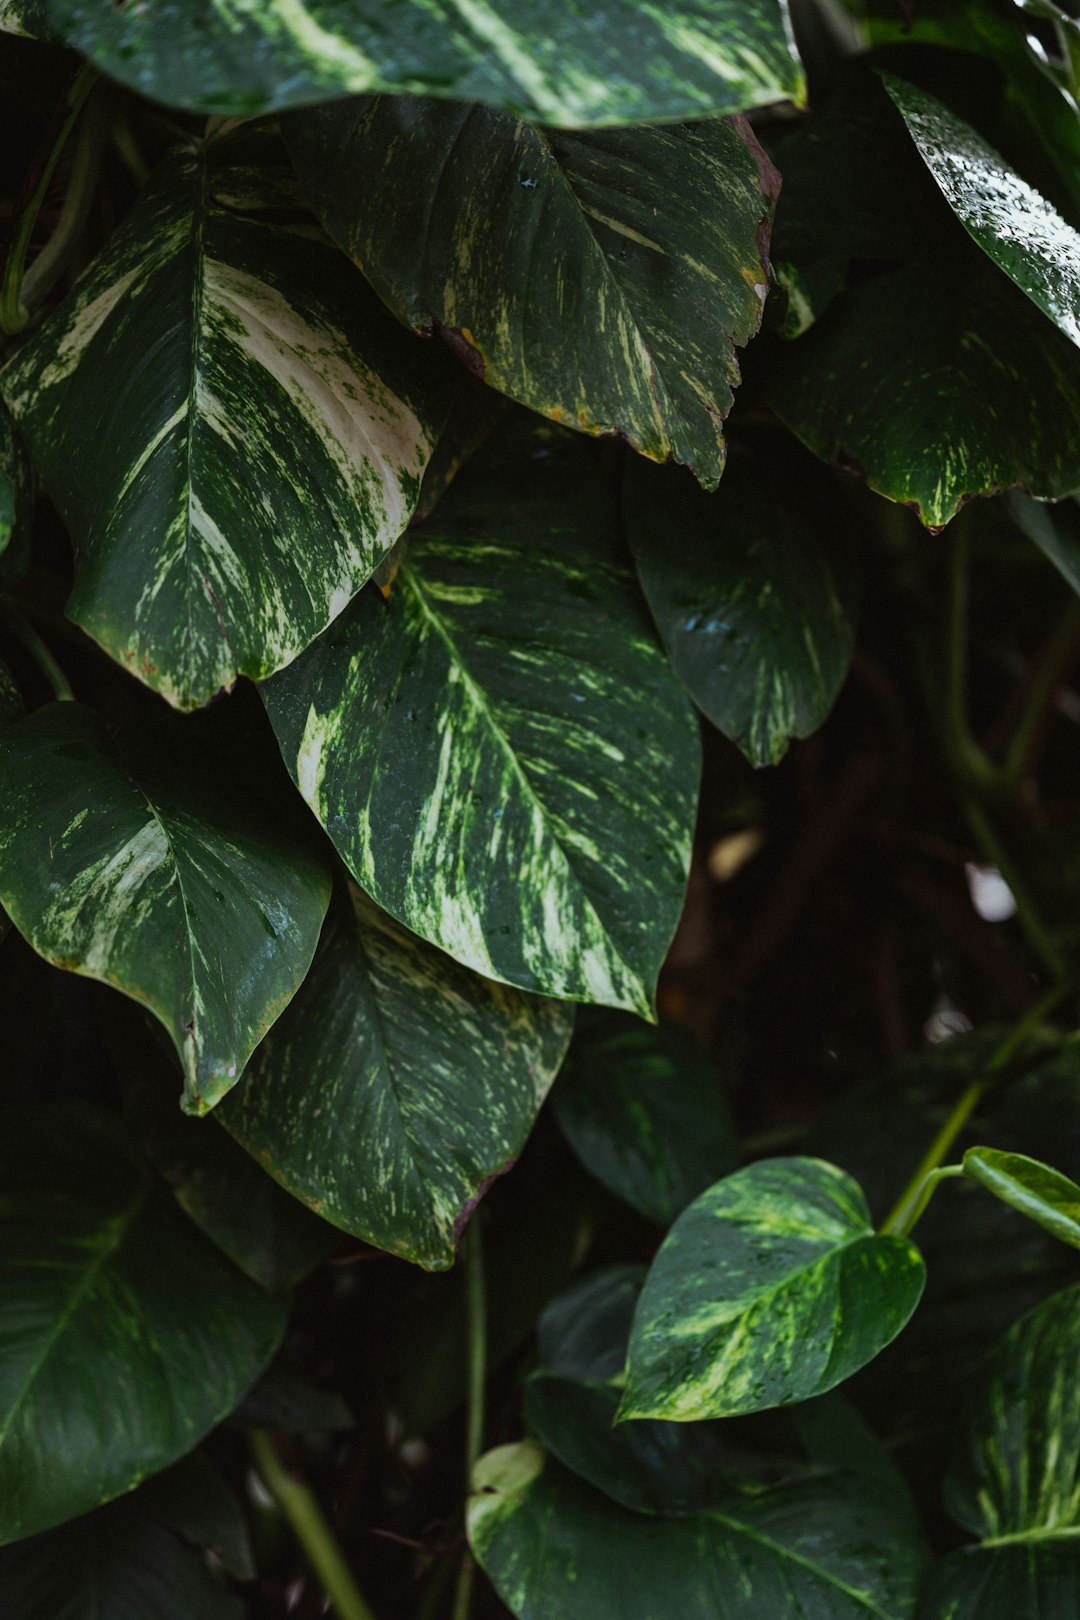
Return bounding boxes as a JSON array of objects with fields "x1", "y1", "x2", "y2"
[
  {"x1": 962, "y1": 1146, "x2": 1080, "y2": 1250},
  {"x1": 111, "y1": 1009, "x2": 341, "y2": 1291},
  {"x1": 766, "y1": 71, "x2": 1080, "y2": 527},
  {"x1": 626, "y1": 451, "x2": 858, "y2": 764},
  {"x1": 621, "y1": 1157, "x2": 926, "y2": 1421},
  {"x1": 287, "y1": 98, "x2": 779, "y2": 488},
  {"x1": 0, "y1": 121, "x2": 451, "y2": 709},
  {"x1": 469, "y1": 1437, "x2": 925, "y2": 1620},
  {"x1": 45, "y1": 0, "x2": 804, "y2": 123},
  {"x1": 551, "y1": 1010, "x2": 737, "y2": 1224},
  {"x1": 220, "y1": 884, "x2": 573, "y2": 1268},
  {"x1": 882, "y1": 74, "x2": 1080, "y2": 349},
  {"x1": 0, "y1": 402, "x2": 32, "y2": 589},
  {"x1": 262, "y1": 426, "x2": 700, "y2": 1014},
  {"x1": 0, "y1": 702, "x2": 330, "y2": 1113},
  {"x1": 0, "y1": 1106, "x2": 287, "y2": 1544},
  {"x1": 921, "y1": 1285, "x2": 1080, "y2": 1619}
]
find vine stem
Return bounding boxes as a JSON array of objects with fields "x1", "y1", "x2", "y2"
[
  {"x1": 878, "y1": 982, "x2": 1070, "y2": 1236},
  {"x1": 250, "y1": 1430, "x2": 378, "y2": 1620},
  {"x1": 451, "y1": 1218, "x2": 487, "y2": 1620},
  {"x1": 1000, "y1": 594, "x2": 1080, "y2": 791},
  {"x1": 0, "y1": 598, "x2": 74, "y2": 701},
  {"x1": 961, "y1": 796, "x2": 1067, "y2": 982},
  {"x1": 0, "y1": 61, "x2": 98, "y2": 335}
]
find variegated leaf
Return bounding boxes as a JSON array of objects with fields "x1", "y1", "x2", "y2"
[
  {"x1": 45, "y1": 0, "x2": 804, "y2": 123},
  {"x1": 287, "y1": 99, "x2": 779, "y2": 488},
  {"x1": 921, "y1": 1285, "x2": 1080, "y2": 1619},
  {"x1": 0, "y1": 1, "x2": 49, "y2": 37},
  {"x1": 625, "y1": 450, "x2": 858, "y2": 765},
  {"x1": 468, "y1": 1437, "x2": 926, "y2": 1620},
  {"x1": 261, "y1": 425, "x2": 701, "y2": 1014},
  {"x1": 0, "y1": 122, "x2": 452, "y2": 710},
  {"x1": 219, "y1": 884, "x2": 573, "y2": 1269},
  {"x1": 962, "y1": 1147, "x2": 1080, "y2": 1252},
  {"x1": 0, "y1": 402, "x2": 33, "y2": 589},
  {"x1": 0, "y1": 701, "x2": 331, "y2": 1113},
  {"x1": 0, "y1": 1106, "x2": 287, "y2": 1545},
  {"x1": 621, "y1": 1157, "x2": 926, "y2": 1421}
]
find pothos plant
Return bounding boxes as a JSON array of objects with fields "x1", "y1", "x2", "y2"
[{"x1": 4, "y1": 1, "x2": 1080, "y2": 1617}]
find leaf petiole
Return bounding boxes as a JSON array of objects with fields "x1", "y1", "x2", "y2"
[{"x1": 0, "y1": 597, "x2": 74, "y2": 702}]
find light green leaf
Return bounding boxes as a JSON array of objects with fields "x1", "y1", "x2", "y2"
[
  {"x1": 963, "y1": 1146, "x2": 1080, "y2": 1251},
  {"x1": 921, "y1": 1284, "x2": 1080, "y2": 1619},
  {"x1": 0, "y1": 1106, "x2": 287, "y2": 1544},
  {"x1": 621, "y1": 1157, "x2": 926, "y2": 1421},
  {"x1": 261, "y1": 425, "x2": 700, "y2": 1014},
  {"x1": 0, "y1": 701, "x2": 331, "y2": 1114},
  {"x1": 468, "y1": 1436, "x2": 925, "y2": 1620},
  {"x1": 0, "y1": 1, "x2": 49, "y2": 37},
  {"x1": 626, "y1": 450, "x2": 858, "y2": 764},
  {"x1": 882, "y1": 74, "x2": 1080, "y2": 350},
  {"x1": 219, "y1": 883, "x2": 572, "y2": 1268},
  {"x1": 45, "y1": 0, "x2": 804, "y2": 123},
  {"x1": 551, "y1": 1010, "x2": 737, "y2": 1224},
  {"x1": 0, "y1": 121, "x2": 451, "y2": 709},
  {"x1": 286, "y1": 98, "x2": 779, "y2": 488}
]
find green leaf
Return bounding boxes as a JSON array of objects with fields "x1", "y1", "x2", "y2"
[
  {"x1": 0, "y1": 701, "x2": 331, "y2": 1113},
  {"x1": 621, "y1": 1157, "x2": 926, "y2": 1421},
  {"x1": 962, "y1": 1146, "x2": 1080, "y2": 1250},
  {"x1": 45, "y1": 0, "x2": 805, "y2": 123},
  {"x1": 0, "y1": 1105, "x2": 287, "y2": 1544},
  {"x1": 0, "y1": 120, "x2": 451, "y2": 709},
  {"x1": 220, "y1": 883, "x2": 573, "y2": 1268},
  {"x1": 0, "y1": 2, "x2": 49, "y2": 38},
  {"x1": 766, "y1": 71, "x2": 1080, "y2": 527},
  {"x1": 0, "y1": 658, "x2": 20, "y2": 725},
  {"x1": 1005, "y1": 491, "x2": 1080, "y2": 596},
  {"x1": 261, "y1": 426, "x2": 700, "y2": 1014},
  {"x1": 286, "y1": 98, "x2": 779, "y2": 488},
  {"x1": 110, "y1": 1008, "x2": 341, "y2": 1291},
  {"x1": 882, "y1": 73, "x2": 1080, "y2": 351},
  {"x1": 0, "y1": 402, "x2": 32, "y2": 589},
  {"x1": 468, "y1": 1436, "x2": 925, "y2": 1620},
  {"x1": 920, "y1": 1284, "x2": 1080, "y2": 1619},
  {"x1": 551, "y1": 1010, "x2": 738, "y2": 1223},
  {"x1": 625, "y1": 450, "x2": 858, "y2": 764}
]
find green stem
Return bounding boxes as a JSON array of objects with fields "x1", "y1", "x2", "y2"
[
  {"x1": 250, "y1": 1431, "x2": 378, "y2": 1620},
  {"x1": 962, "y1": 796, "x2": 1067, "y2": 982},
  {"x1": 879, "y1": 983, "x2": 1070, "y2": 1236},
  {"x1": 451, "y1": 1219, "x2": 487, "y2": 1620},
  {"x1": 1001, "y1": 595, "x2": 1080, "y2": 790},
  {"x1": 0, "y1": 598, "x2": 74, "y2": 701},
  {"x1": 0, "y1": 61, "x2": 98, "y2": 335},
  {"x1": 943, "y1": 523, "x2": 996, "y2": 789},
  {"x1": 885, "y1": 1164, "x2": 965, "y2": 1239}
]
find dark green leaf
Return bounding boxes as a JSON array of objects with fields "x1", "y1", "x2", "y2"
[
  {"x1": 882, "y1": 74, "x2": 1080, "y2": 350},
  {"x1": 45, "y1": 0, "x2": 805, "y2": 123},
  {"x1": 921, "y1": 1285, "x2": 1080, "y2": 1618},
  {"x1": 220, "y1": 884, "x2": 573, "y2": 1268},
  {"x1": 1005, "y1": 491, "x2": 1080, "y2": 596},
  {"x1": 0, "y1": 402, "x2": 32, "y2": 590},
  {"x1": 621, "y1": 1157, "x2": 925, "y2": 1420},
  {"x1": 0, "y1": 702, "x2": 331, "y2": 1113},
  {"x1": 287, "y1": 98, "x2": 779, "y2": 488},
  {"x1": 0, "y1": 2, "x2": 49, "y2": 38},
  {"x1": 0, "y1": 121, "x2": 451, "y2": 709},
  {"x1": 626, "y1": 451, "x2": 858, "y2": 765},
  {"x1": 0, "y1": 658, "x2": 20, "y2": 725},
  {"x1": 261, "y1": 426, "x2": 700, "y2": 1014},
  {"x1": 133, "y1": 1453, "x2": 254, "y2": 1580},
  {"x1": 468, "y1": 1436, "x2": 925, "y2": 1620},
  {"x1": 962, "y1": 1146, "x2": 1080, "y2": 1250},
  {"x1": 551, "y1": 1010, "x2": 738, "y2": 1223},
  {"x1": 230, "y1": 1362, "x2": 352, "y2": 1433},
  {"x1": 0, "y1": 1106, "x2": 286, "y2": 1543},
  {"x1": 112, "y1": 1009, "x2": 341, "y2": 1291}
]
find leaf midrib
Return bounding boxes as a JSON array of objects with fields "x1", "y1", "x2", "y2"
[{"x1": 707, "y1": 1507, "x2": 898, "y2": 1620}]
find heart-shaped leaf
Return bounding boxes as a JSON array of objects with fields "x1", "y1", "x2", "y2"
[
  {"x1": 0, "y1": 701, "x2": 331, "y2": 1113},
  {"x1": 262, "y1": 426, "x2": 700, "y2": 1014},
  {"x1": 621, "y1": 1157, "x2": 926, "y2": 1421},
  {"x1": 287, "y1": 98, "x2": 779, "y2": 488},
  {"x1": 920, "y1": 1284, "x2": 1080, "y2": 1618},
  {"x1": 882, "y1": 73, "x2": 1080, "y2": 349},
  {"x1": 962, "y1": 1146, "x2": 1080, "y2": 1250},
  {"x1": 0, "y1": 1106, "x2": 287, "y2": 1544},
  {"x1": 551, "y1": 1010, "x2": 738, "y2": 1224},
  {"x1": 625, "y1": 450, "x2": 858, "y2": 764},
  {"x1": 45, "y1": 0, "x2": 804, "y2": 123},
  {"x1": 0, "y1": 121, "x2": 451, "y2": 709},
  {"x1": 220, "y1": 884, "x2": 573, "y2": 1268}
]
